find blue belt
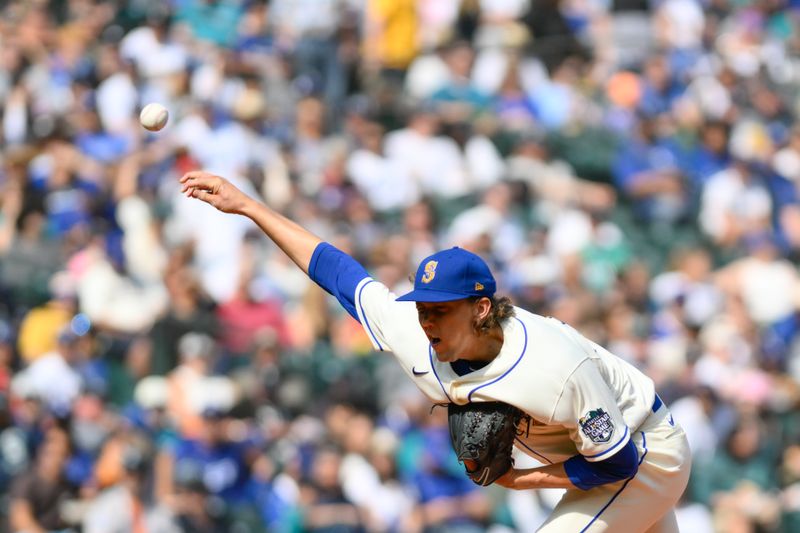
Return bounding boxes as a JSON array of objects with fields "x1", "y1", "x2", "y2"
[{"x1": 652, "y1": 394, "x2": 663, "y2": 413}]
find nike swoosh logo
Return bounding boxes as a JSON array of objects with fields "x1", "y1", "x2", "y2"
[{"x1": 412, "y1": 367, "x2": 429, "y2": 376}]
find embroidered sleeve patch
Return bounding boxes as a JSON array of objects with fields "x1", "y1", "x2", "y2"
[{"x1": 579, "y1": 408, "x2": 615, "y2": 443}]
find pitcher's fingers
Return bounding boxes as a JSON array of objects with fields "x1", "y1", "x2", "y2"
[
  {"x1": 179, "y1": 170, "x2": 210, "y2": 183},
  {"x1": 179, "y1": 171, "x2": 200, "y2": 183},
  {"x1": 189, "y1": 188, "x2": 214, "y2": 204},
  {"x1": 181, "y1": 175, "x2": 219, "y2": 193},
  {"x1": 181, "y1": 183, "x2": 203, "y2": 194},
  {"x1": 180, "y1": 182, "x2": 208, "y2": 193}
]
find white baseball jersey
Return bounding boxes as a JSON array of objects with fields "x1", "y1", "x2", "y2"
[
  {"x1": 352, "y1": 276, "x2": 691, "y2": 532},
  {"x1": 353, "y1": 277, "x2": 657, "y2": 464}
]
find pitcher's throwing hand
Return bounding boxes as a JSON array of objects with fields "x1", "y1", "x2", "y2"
[{"x1": 180, "y1": 171, "x2": 252, "y2": 214}]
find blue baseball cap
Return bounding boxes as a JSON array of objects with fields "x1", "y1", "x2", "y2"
[{"x1": 396, "y1": 247, "x2": 496, "y2": 302}]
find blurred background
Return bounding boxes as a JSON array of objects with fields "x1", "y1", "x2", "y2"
[{"x1": 1, "y1": 0, "x2": 800, "y2": 531}]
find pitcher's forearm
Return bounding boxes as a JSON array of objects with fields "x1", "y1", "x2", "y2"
[{"x1": 239, "y1": 197, "x2": 322, "y2": 274}]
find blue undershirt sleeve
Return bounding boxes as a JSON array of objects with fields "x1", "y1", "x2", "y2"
[
  {"x1": 308, "y1": 242, "x2": 370, "y2": 322},
  {"x1": 563, "y1": 437, "x2": 639, "y2": 491}
]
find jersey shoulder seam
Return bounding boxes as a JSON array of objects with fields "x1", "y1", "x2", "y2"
[{"x1": 547, "y1": 356, "x2": 592, "y2": 425}]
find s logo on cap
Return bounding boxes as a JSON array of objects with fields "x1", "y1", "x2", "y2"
[
  {"x1": 421, "y1": 260, "x2": 438, "y2": 284},
  {"x1": 395, "y1": 247, "x2": 496, "y2": 303}
]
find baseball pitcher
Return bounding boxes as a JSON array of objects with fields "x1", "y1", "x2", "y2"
[{"x1": 180, "y1": 171, "x2": 692, "y2": 532}]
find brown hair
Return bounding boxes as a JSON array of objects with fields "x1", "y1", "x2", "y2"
[{"x1": 470, "y1": 295, "x2": 515, "y2": 334}]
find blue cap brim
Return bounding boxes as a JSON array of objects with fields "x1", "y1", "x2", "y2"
[{"x1": 395, "y1": 289, "x2": 472, "y2": 302}]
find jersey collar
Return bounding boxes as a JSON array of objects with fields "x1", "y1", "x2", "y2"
[{"x1": 432, "y1": 316, "x2": 529, "y2": 405}]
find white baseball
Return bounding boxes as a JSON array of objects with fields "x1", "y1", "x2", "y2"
[{"x1": 139, "y1": 103, "x2": 169, "y2": 131}]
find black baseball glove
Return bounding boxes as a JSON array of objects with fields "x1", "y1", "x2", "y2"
[{"x1": 447, "y1": 401, "x2": 524, "y2": 486}]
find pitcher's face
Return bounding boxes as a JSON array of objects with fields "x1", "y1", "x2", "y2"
[{"x1": 416, "y1": 298, "x2": 490, "y2": 363}]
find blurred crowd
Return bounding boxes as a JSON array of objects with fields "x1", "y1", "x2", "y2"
[{"x1": 3, "y1": 0, "x2": 800, "y2": 531}]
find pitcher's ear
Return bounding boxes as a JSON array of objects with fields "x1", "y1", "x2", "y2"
[{"x1": 473, "y1": 297, "x2": 492, "y2": 320}]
